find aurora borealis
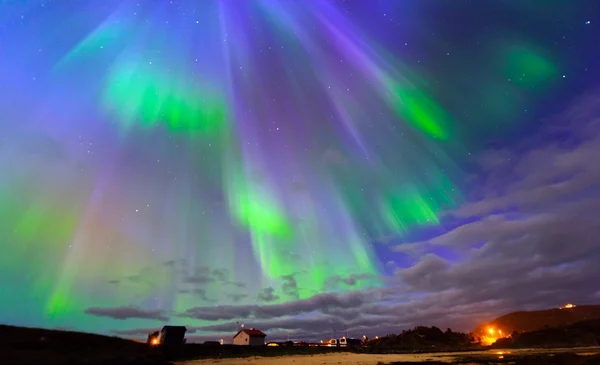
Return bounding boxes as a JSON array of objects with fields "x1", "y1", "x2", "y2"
[{"x1": 1, "y1": 1, "x2": 600, "y2": 342}]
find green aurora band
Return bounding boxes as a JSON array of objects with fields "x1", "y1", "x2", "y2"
[
  {"x1": 102, "y1": 59, "x2": 229, "y2": 136},
  {"x1": 0, "y1": 0, "x2": 568, "y2": 340}
]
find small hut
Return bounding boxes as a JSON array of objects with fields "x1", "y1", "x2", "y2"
[
  {"x1": 233, "y1": 328, "x2": 267, "y2": 346},
  {"x1": 158, "y1": 326, "x2": 187, "y2": 345}
]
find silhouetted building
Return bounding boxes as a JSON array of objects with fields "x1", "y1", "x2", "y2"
[
  {"x1": 233, "y1": 328, "x2": 266, "y2": 346},
  {"x1": 159, "y1": 326, "x2": 187, "y2": 345}
]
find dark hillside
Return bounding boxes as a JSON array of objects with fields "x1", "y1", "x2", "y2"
[
  {"x1": 474, "y1": 305, "x2": 600, "y2": 338},
  {"x1": 492, "y1": 319, "x2": 600, "y2": 349},
  {"x1": 0, "y1": 324, "x2": 168, "y2": 365},
  {"x1": 0, "y1": 324, "x2": 343, "y2": 365}
]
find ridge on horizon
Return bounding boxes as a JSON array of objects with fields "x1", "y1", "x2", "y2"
[{"x1": 473, "y1": 304, "x2": 600, "y2": 338}]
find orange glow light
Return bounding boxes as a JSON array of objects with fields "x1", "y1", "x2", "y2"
[
  {"x1": 481, "y1": 335, "x2": 497, "y2": 346},
  {"x1": 559, "y1": 303, "x2": 576, "y2": 309}
]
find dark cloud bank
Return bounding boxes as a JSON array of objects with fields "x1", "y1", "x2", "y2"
[{"x1": 87, "y1": 93, "x2": 600, "y2": 342}]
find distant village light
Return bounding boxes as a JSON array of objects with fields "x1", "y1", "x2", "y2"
[{"x1": 559, "y1": 303, "x2": 576, "y2": 309}]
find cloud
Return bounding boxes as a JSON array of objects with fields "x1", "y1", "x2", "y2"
[
  {"x1": 324, "y1": 273, "x2": 374, "y2": 289},
  {"x1": 384, "y1": 260, "x2": 398, "y2": 270},
  {"x1": 104, "y1": 267, "x2": 165, "y2": 289},
  {"x1": 450, "y1": 95, "x2": 600, "y2": 219},
  {"x1": 189, "y1": 295, "x2": 488, "y2": 342},
  {"x1": 257, "y1": 287, "x2": 280, "y2": 303},
  {"x1": 196, "y1": 315, "x2": 388, "y2": 336},
  {"x1": 84, "y1": 306, "x2": 169, "y2": 321},
  {"x1": 111, "y1": 327, "x2": 160, "y2": 336},
  {"x1": 186, "y1": 335, "x2": 230, "y2": 344},
  {"x1": 212, "y1": 268, "x2": 229, "y2": 282},
  {"x1": 173, "y1": 93, "x2": 600, "y2": 341},
  {"x1": 182, "y1": 266, "x2": 215, "y2": 285},
  {"x1": 180, "y1": 288, "x2": 215, "y2": 302},
  {"x1": 180, "y1": 289, "x2": 382, "y2": 321},
  {"x1": 181, "y1": 266, "x2": 238, "y2": 286},
  {"x1": 100, "y1": 93, "x2": 600, "y2": 342},
  {"x1": 389, "y1": 92, "x2": 600, "y2": 318},
  {"x1": 120, "y1": 268, "x2": 156, "y2": 287},
  {"x1": 111, "y1": 326, "x2": 197, "y2": 338},
  {"x1": 194, "y1": 289, "x2": 215, "y2": 302},
  {"x1": 281, "y1": 275, "x2": 299, "y2": 299},
  {"x1": 227, "y1": 293, "x2": 248, "y2": 302},
  {"x1": 163, "y1": 258, "x2": 188, "y2": 267},
  {"x1": 227, "y1": 281, "x2": 246, "y2": 288},
  {"x1": 396, "y1": 254, "x2": 449, "y2": 291}
]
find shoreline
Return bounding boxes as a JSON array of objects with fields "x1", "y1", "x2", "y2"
[{"x1": 178, "y1": 347, "x2": 600, "y2": 365}]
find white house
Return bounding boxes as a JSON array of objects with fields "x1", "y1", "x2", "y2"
[{"x1": 233, "y1": 328, "x2": 267, "y2": 346}]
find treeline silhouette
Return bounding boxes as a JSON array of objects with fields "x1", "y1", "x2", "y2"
[{"x1": 362, "y1": 326, "x2": 478, "y2": 353}]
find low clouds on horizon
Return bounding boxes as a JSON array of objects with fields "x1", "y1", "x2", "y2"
[{"x1": 86, "y1": 93, "x2": 600, "y2": 342}]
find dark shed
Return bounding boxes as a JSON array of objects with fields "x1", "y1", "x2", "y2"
[{"x1": 159, "y1": 326, "x2": 187, "y2": 345}]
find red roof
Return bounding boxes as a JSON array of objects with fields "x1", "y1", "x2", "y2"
[{"x1": 235, "y1": 328, "x2": 266, "y2": 337}]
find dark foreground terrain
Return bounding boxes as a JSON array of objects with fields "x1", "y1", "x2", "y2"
[
  {"x1": 492, "y1": 319, "x2": 600, "y2": 349},
  {"x1": 0, "y1": 324, "x2": 343, "y2": 365},
  {"x1": 3, "y1": 324, "x2": 600, "y2": 365},
  {"x1": 2, "y1": 324, "x2": 163, "y2": 365},
  {"x1": 177, "y1": 348, "x2": 600, "y2": 364},
  {"x1": 389, "y1": 352, "x2": 600, "y2": 365}
]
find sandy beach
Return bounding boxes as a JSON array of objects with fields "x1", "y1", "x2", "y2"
[
  {"x1": 179, "y1": 352, "x2": 460, "y2": 365},
  {"x1": 179, "y1": 347, "x2": 600, "y2": 365}
]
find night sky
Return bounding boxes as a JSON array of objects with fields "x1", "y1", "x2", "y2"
[{"x1": 1, "y1": 0, "x2": 599, "y2": 343}]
